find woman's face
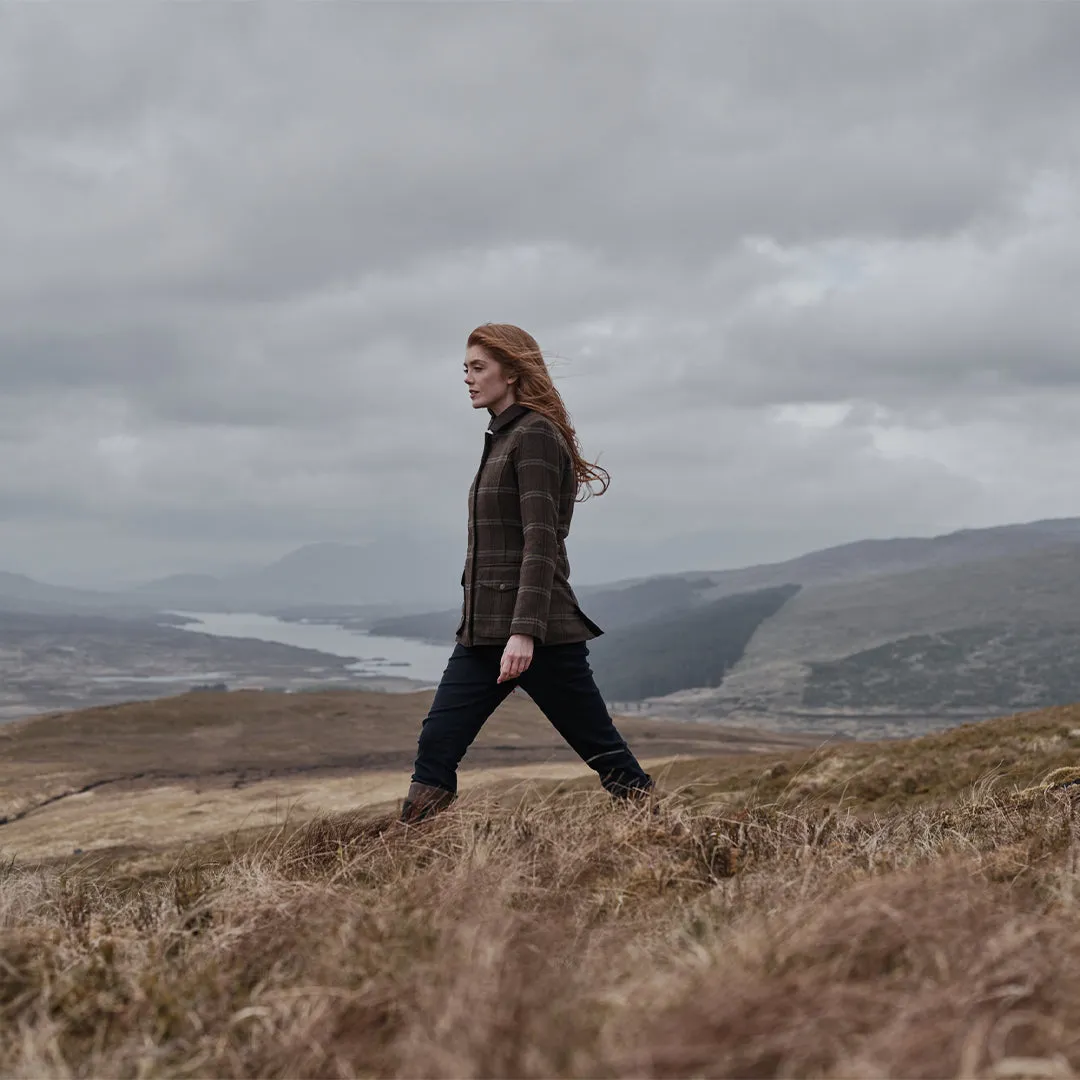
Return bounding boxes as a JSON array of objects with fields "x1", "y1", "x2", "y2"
[{"x1": 464, "y1": 344, "x2": 516, "y2": 413}]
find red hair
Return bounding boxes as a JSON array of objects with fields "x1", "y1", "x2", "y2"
[{"x1": 467, "y1": 323, "x2": 610, "y2": 500}]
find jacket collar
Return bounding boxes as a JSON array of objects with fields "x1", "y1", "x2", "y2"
[{"x1": 486, "y1": 402, "x2": 529, "y2": 436}]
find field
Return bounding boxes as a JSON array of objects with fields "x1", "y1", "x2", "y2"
[
  {"x1": 4, "y1": 691, "x2": 1080, "y2": 1076},
  {"x1": 0, "y1": 688, "x2": 814, "y2": 861}
]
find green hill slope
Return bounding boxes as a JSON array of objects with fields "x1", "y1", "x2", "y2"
[{"x1": 588, "y1": 584, "x2": 800, "y2": 700}]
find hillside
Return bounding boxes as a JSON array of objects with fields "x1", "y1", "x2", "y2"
[
  {"x1": 4, "y1": 701, "x2": 1080, "y2": 1076},
  {"x1": 696, "y1": 514, "x2": 1080, "y2": 598},
  {"x1": 0, "y1": 688, "x2": 817, "y2": 859},
  {"x1": 134, "y1": 538, "x2": 463, "y2": 610},
  {"x1": 0, "y1": 609, "x2": 391, "y2": 722},
  {"x1": 588, "y1": 583, "x2": 800, "y2": 700},
  {"x1": 116, "y1": 513, "x2": 1080, "y2": 622},
  {"x1": 659, "y1": 541, "x2": 1080, "y2": 737},
  {"x1": 361, "y1": 520, "x2": 1080, "y2": 738},
  {"x1": 12, "y1": 519, "x2": 1080, "y2": 738},
  {"x1": 0, "y1": 571, "x2": 145, "y2": 615},
  {"x1": 368, "y1": 573, "x2": 719, "y2": 643},
  {"x1": 369, "y1": 517, "x2": 1080, "y2": 645}
]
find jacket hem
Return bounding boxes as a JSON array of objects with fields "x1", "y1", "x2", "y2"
[{"x1": 455, "y1": 626, "x2": 603, "y2": 648}]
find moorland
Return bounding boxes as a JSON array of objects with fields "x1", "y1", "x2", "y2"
[{"x1": 4, "y1": 688, "x2": 1080, "y2": 1077}]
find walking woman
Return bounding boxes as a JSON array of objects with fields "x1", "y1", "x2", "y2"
[{"x1": 401, "y1": 323, "x2": 655, "y2": 822}]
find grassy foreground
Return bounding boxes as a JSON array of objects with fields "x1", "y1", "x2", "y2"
[{"x1": 5, "y1": 705, "x2": 1080, "y2": 1077}]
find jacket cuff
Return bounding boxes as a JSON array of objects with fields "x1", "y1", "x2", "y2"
[{"x1": 509, "y1": 617, "x2": 545, "y2": 643}]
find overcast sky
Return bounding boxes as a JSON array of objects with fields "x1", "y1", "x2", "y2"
[{"x1": 3, "y1": 3, "x2": 1080, "y2": 589}]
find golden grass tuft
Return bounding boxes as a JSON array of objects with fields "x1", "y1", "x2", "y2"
[{"x1": 4, "y1": 765, "x2": 1080, "y2": 1078}]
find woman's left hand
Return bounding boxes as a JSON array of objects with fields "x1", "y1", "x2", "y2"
[{"x1": 498, "y1": 633, "x2": 535, "y2": 683}]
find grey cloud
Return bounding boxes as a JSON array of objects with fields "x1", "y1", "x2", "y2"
[
  {"x1": 8, "y1": 5, "x2": 1077, "y2": 297},
  {"x1": 2, "y1": 4, "x2": 1080, "y2": 585},
  {"x1": 717, "y1": 196, "x2": 1080, "y2": 408}
]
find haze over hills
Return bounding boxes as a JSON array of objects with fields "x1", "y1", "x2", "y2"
[
  {"x1": 679, "y1": 541, "x2": 1080, "y2": 732},
  {"x1": 370, "y1": 516, "x2": 1080, "y2": 640},
  {"x1": 133, "y1": 573, "x2": 221, "y2": 599},
  {"x1": 0, "y1": 572, "x2": 146, "y2": 615},
  {"x1": 6, "y1": 514, "x2": 1080, "y2": 621},
  {"x1": 365, "y1": 517, "x2": 1080, "y2": 737},
  {"x1": 7, "y1": 516, "x2": 1080, "y2": 736},
  {"x1": 134, "y1": 540, "x2": 463, "y2": 611},
  {"x1": 696, "y1": 515, "x2": 1080, "y2": 597}
]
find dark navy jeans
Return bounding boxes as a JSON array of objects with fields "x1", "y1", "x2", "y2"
[{"x1": 411, "y1": 641, "x2": 653, "y2": 797}]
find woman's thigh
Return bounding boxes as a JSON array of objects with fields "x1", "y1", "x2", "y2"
[
  {"x1": 419, "y1": 645, "x2": 514, "y2": 743},
  {"x1": 518, "y1": 643, "x2": 617, "y2": 737}
]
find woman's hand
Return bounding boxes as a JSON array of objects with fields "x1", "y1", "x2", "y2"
[{"x1": 498, "y1": 633, "x2": 535, "y2": 683}]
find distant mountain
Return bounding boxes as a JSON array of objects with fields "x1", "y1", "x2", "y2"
[
  {"x1": 587, "y1": 584, "x2": 801, "y2": 701},
  {"x1": 126, "y1": 516, "x2": 1080, "y2": 619},
  {"x1": 368, "y1": 573, "x2": 719, "y2": 643},
  {"x1": 237, "y1": 539, "x2": 463, "y2": 607},
  {"x1": 361, "y1": 517, "x2": 1080, "y2": 734},
  {"x1": 0, "y1": 572, "x2": 142, "y2": 615},
  {"x1": 4, "y1": 538, "x2": 463, "y2": 616},
  {"x1": 370, "y1": 518, "x2": 1080, "y2": 640},
  {"x1": 14, "y1": 515, "x2": 1080, "y2": 728},
  {"x1": 133, "y1": 574, "x2": 224, "y2": 607},
  {"x1": 135, "y1": 573, "x2": 221, "y2": 594},
  {"x1": 131, "y1": 538, "x2": 463, "y2": 611},
  {"x1": 690, "y1": 516, "x2": 1080, "y2": 599},
  {"x1": 650, "y1": 540, "x2": 1080, "y2": 737}
]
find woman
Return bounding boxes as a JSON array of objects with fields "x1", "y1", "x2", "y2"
[{"x1": 401, "y1": 323, "x2": 654, "y2": 823}]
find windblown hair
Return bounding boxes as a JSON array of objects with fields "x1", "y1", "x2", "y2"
[{"x1": 467, "y1": 323, "x2": 610, "y2": 500}]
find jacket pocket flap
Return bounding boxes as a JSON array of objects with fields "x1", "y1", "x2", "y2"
[{"x1": 474, "y1": 564, "x2": 519, "y2": 587}]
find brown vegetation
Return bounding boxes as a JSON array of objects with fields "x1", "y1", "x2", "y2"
[
  {"x1": 4, "y1": 702, "x2": 1080, "y2": 1077},
  {"x1": 0, "y1": 688, "x2": 816, "y2": 823},
  {"x1": 655, "y1": 702, "x2": 1080, "y2": 812}
]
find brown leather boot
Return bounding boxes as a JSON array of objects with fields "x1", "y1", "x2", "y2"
[
  {"x1": 400, "y1": 781, "x2": 455, "y2": 824},
  {"x1": 618, "y1": 781, "x2": 660, "y2": 816}
]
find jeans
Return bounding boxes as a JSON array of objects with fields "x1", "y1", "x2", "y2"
[{"x1": 411, "y1": 641, "x2": 653, "y2": 796}]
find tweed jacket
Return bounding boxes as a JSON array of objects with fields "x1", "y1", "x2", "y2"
[{"x1": 455, "y1": 403, "x2": 603, "y2": 647}]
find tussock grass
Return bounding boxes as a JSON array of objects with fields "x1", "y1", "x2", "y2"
[
  {"x1": 658, "y1": 702, "x2": 1080, "y2": 812},
  {"x1": 4, "y1": 766, "x2": 1080, "y2": 1078}
]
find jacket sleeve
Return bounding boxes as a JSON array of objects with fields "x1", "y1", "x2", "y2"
[{"x1": 509, "y1": 422, "x2": 565, "y2": 641}]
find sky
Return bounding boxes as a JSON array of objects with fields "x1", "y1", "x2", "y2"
[{"x1": 3, "y1": 3, "x2": 1080, "y2": 590}]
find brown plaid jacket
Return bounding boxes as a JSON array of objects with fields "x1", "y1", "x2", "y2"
[{"x1": 455, "y1": 403, "x2": 603, "y2": 647}]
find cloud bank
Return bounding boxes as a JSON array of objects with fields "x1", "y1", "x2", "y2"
[{"x1": 1, "y1": 4, "x2": 1079, "y2": 587}]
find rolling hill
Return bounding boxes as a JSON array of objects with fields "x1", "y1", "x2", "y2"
[
  {"x1": 363, "y1": 520, "x2": 1080, "y2": 737},
  {"x1": 125, "y1": 515, "x2": 1080, "y2": 619},
  {"x1": 133, "y1": 539, "x2": 463, "y2": 610},
  {"x1": 586, "y1": 584, "x2": 801, "y2": 701},
  {"x1": 11, "y1": 517, "x2": 1080, "y2": 738},
  {"x1": 697, "y1": 514, "x2": 1080, "y2": 598},
  {"x1": 650, "y1": 541, "x2": 1080, "y2": 737},
  {"x1": 0, "y1": 571, "x2": 142, "y2": 614}
]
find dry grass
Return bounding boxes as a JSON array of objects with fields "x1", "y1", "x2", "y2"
[
  {"x1": 4, "y1": 758, "x2": 1080, "y2": 1076},
  {"x1": 656, "y1": 702, "x2": 1080, "y2": 813},
  {"x1": 7, "y1": 702, "x2": 1080, "y2": 1077},
  {"x1": 0, "y1": 762, "x2": 656, "y2": 863},
  {"x1": 0, "y1": 688, "x2": 816, "y2": 823}
]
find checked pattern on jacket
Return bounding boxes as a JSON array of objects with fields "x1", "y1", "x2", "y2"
[{"x1": 457, "y1": 406, "x2": 602, "y2": 647}]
